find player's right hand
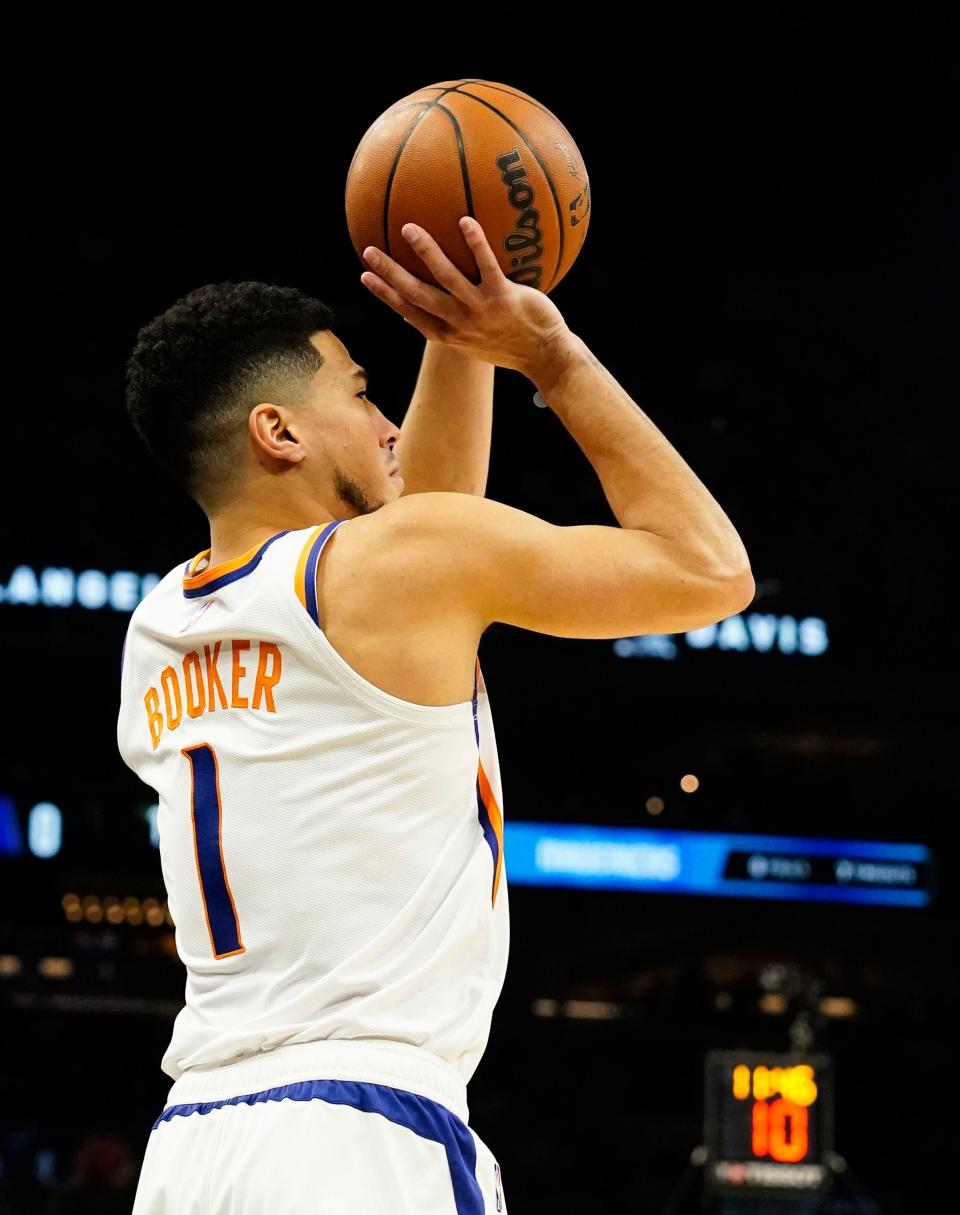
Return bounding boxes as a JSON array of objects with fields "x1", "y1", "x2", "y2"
[{"x1": 360, "y1": 217, "x2": 576, "y2": 383}]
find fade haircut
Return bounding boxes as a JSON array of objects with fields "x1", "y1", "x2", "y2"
[{"x1": 125, "y1": 281, "x2": 335, "y2": 505}]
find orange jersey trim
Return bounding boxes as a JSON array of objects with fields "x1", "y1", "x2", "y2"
[
  {"x1": 184, "y1": 540, "x2": 262, "y2": 591},
  {"x1": 294, "y1": 525, "x2": 326, "y2": 611},
  {"x1": 477, "y1": 759, "x2": 504, "y2": 906}
]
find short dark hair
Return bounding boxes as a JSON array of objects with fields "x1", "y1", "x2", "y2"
[{"x1": 125, "y1": 281, "x2": 335, "y2": 504}]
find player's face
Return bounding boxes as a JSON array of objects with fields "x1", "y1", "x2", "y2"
[{"x1": 302, "y1": 332, "x2": 404, "y2": 514}]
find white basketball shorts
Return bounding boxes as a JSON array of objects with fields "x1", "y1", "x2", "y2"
[{"x1": 132, "y1": 1039, "x2": 506, "y2": 1215}]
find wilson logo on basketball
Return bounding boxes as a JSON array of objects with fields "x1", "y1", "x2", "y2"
[
  {"x1": 570, "y1": 181, "x2": 592, "y2": 228},
  {"x1": 495, "y1": 147, "x2": 545, "y2": 289}
]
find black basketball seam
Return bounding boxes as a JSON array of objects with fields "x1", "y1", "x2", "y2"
[
  {"x1": 380, "y1": 85, "x2": 475, "y2": 258},
  {"x1": 411, "y1": 80, "x2": 475, "y2": 92},
  {"x1": 346, "y1": 103, "x2": 431, "y2": 251},
  {"x1": 419, "y1": 80, "x2": 561, "y2": 126},
  {"x1": 420, "y1": 81, "x2": 566, "y2": 134},
  {"x1": 432, "y1": 102, "x2": 475, "y2": 222},
  {"x1": 381, "y1": 104, "x2": 432, "y2": 259},
  {"x1": 451, "y1": 87, "x2": 565, "y2": 292},
  {"x1": 460, "y1": 80, "x2": 564, "y2": 127}
]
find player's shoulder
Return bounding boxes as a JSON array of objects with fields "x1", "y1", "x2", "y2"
[
  {"x1": 364, "y1": 491, "x2": 490, "y2": 533},
  {"x1": 120, "y1": 560, "x2": 191, "y2": 684},
  {"x1": 309, "y1": 499, "x2": 488, "y2": 621},
  {"x1": 338, "y1": 492, "x2": 534, "y2": 584},
  {"x1": 127, "y1": 561, "x2": 187, "y2": 625},
  {"x1": 345, "y1": 492, "x2": 524, "y2": 553}
]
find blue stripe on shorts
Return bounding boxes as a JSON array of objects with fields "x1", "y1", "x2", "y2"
[{"x1": 154, "y1": 1077, "x2": 483, "y2": 1214}]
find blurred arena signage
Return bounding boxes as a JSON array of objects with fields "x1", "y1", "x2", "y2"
[
  {"x1": 504, "y1": 822, "x2": 931, "y2": 906},
  {"x1": 1, "y1": 805, "x2": 932, "y2": 908},
  {"x1": 0, "y1": 565, "x2": 161, "y2": 612},
  {"x1": 704, "y1": 1051, "x2": 834, "y2": 1197},
  {"x1": 0, "y1": 797, "x2": 62, "y2": 859},
  {"x1": 613, "y1": 613, "x2": 828, "y2": 659}
]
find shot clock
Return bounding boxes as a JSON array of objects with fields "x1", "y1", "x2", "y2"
[{"x1": 704, "y1": 1051, "x2": 834, "y2": 1197}]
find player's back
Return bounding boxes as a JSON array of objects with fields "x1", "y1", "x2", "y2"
[{"x1": 118, "y1": 521, "x2": 508, "y2": 1085}]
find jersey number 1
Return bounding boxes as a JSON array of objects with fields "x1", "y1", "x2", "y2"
[{"x1": 181, "y1": 744, "x2": 245, "y2": 959}]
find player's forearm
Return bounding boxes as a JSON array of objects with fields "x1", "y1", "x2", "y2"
[
  {"x1": 396, "y1": 342, "x2": 495, "y2": 497},
  {"x1": 532, "y1": 333, "x2": 753, "y2": 582}
]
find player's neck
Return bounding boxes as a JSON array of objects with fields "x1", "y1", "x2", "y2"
[{"x1": 205, "y1": 495, "x2": 336, "y2": 569}]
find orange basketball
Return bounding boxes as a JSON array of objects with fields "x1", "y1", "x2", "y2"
[{"x1": 345, "y1": 79, "x2": 591, "y2": 295}]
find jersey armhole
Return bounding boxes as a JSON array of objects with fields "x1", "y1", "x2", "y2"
[{"x1": 282, "y1": 520, "x2": 475, "y2": 728}]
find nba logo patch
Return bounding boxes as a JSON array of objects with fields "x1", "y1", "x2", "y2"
[
  {"x1": 179, "y1": 599, "x2": 213, "y2": 634},
  {"x1": 494, "y1": 1161, "x2": 503, "y2": 1212}
]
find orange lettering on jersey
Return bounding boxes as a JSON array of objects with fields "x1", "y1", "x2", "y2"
[
  {"x1": 183, "y1": 650, "x2": 206, "y2": 719},
  {"x1": 145, "y1": 686, "x2": 163, "y2": 750},
  {"x1": 231, "y1": 639, "x2": 251, "y2": 709},
  {"x1": 204, "y1": 642, "x2": 228, "y2": 710},
  {"x1": 160, "y1": 665, "x2": 183, "y2": 730},
  {"x1": 252, "y1": 642, "x2": 282, "y2": 712},
  {"x1": 143, "y1": 640, "x2": 282, "y2": 746}
]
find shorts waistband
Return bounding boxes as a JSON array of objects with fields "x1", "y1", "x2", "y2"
[{"x1": 163, "y1": 1039, "x2": 470, "y2": 1124}]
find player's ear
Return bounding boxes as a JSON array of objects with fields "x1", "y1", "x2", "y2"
[{"x1": 249, "y1": 403, "x2": 304, "y2": 466}]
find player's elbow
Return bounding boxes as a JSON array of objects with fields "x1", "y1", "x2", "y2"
[
  {"x1": 664, "y1": 534, "x2": 756, "y2": 617},
  {"x1": 725, "y1": 568, "x2": 757, "y2": 614},
  {"x1": 654, "y1": 568, "x2": 756, "y2": 635},
  {"x1": 698, "y1": 569, "x2": 756, "y2": 624}
]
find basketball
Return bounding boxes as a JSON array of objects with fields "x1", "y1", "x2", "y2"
[{"x1": 345, "y1": 79, "x2": 591, "y2": 295}]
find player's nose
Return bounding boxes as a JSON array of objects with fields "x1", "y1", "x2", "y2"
[{"x1": 375, "y1": 408, "x2": 401, "y2": 449}]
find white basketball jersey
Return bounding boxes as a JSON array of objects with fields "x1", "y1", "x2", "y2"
[{"x1": 117, "y1": 521, "x2": 509, "y2": 1085}]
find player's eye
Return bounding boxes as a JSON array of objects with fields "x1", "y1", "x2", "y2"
[{"x1": 356, "y1": 390, "x2": 369, "y2": 401}]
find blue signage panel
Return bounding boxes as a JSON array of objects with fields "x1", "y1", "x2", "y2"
[{"x1": 504, "y1": 822, "x2": 931, "y2": 907}]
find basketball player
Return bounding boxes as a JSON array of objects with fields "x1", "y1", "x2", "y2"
[{"x1": 119, "y1": 216, "x2": 754, "y2": 1213}]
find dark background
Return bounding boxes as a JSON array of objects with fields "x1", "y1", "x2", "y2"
[{"x1": 0, "y1": 4, "x2": 955, "y2": 1212}]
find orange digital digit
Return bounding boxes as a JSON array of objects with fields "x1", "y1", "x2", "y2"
[
  {"x1": 768, "y1": 1098, "x2": 808, "y2": 1163},
  {"x1": 753, "y1": 1066, "x2": 771, "y2": 1101},
  {"x1": 785, "y1": 1064, "x2": 818, "y2": 1107},
  {"x1": 751, "y1": 1100, "x2": 769, "y2": 1157}
]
